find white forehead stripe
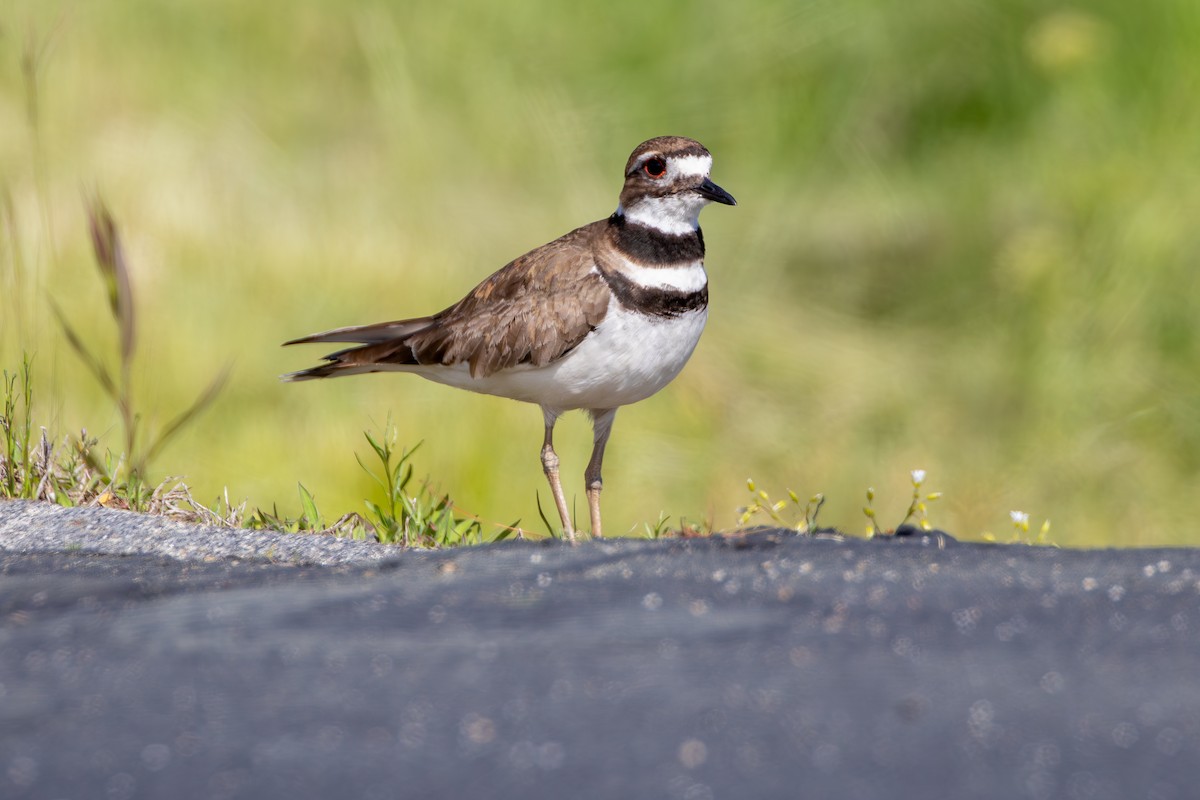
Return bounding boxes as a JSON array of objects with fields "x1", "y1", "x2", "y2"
[{"x1": 671, "y1": 154, "x2": 712, "y2": 178}]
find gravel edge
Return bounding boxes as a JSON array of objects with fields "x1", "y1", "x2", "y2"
[{"x1": 0, "y1": 500, "x2": 404, "y2": 566}]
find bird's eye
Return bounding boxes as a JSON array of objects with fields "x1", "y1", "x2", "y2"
[{"x1": 643, "y1": 158, "x2": 667, "y2": 178}]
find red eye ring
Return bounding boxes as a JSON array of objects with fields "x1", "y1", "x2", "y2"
[{"x1": 643, "y1": 157, "x2": 667, "y2": 178}]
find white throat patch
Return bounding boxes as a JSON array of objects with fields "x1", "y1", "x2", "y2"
[{"x1": 618, "y1": 194, "x2": 709, "y2": 236}]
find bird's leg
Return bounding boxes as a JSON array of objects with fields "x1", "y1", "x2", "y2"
[
  {"x1": 540, "y1": 408, "x2": 574, "y2": 541},
  {"x1": 585, "y1": 409, "x2": 617, "y2": 539}
]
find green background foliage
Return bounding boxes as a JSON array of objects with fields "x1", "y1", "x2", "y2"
[{"x1": 2, "y1": 0, "x2": 1198, "y2": 544}]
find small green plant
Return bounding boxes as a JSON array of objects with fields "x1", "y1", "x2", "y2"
[
  {"x1": 864, "y1": 469, "x2": 943, "y2": 536},
  {"x1": 737, "y1": 478, "x2": 826, "y2": 533},
  {"x1": 0, "y1": 357, "x2": 35, "y2": 499},
  {"x1": 2, "y1": 355, "x2": 103, "y2": 505},
  {"x1": 355, "y1": 418, "x2": 514, "y2": 546},
  {"x1": 901, "y1": 469, "x2": 942, "y2": 531},
  {"x1": 241, "y1": 484, "x2": 359, "y2": 536},
  {"x1": 2, "y1": 356, "x2": 206, "y2": 513},
  {"x1": 862, "y1": 485, "x2": 879, "y2": 536},
  {"x1": 636, "y1": 514, "x2": 711, "y2": 539},
  {"x1": 640, "y1": 511, "x2": 673, "y2": 539}
]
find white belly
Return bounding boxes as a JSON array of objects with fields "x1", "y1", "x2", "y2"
[{"x1": 413, "y1": 298, "x2": 707, "y2": 412}]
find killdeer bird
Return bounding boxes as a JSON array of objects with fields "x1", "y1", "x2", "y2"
[{"x1": 283, "y1": 136, "x2": 735, "y2": 540}]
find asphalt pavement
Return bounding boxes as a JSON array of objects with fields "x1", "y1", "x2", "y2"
[{"x1": 1, "y1": 499, "x2": 1198, "y2": 799}]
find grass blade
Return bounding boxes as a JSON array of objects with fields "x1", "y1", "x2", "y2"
[
  {"x1": 49, "y1": 300, "x2": 119, "y2": 402},
  {"x1": 535, "y1": 492, "x2": 558, "y2": 539},
  {"x1": 298, "y1": 482, "x2": 322, "y2": 530},
  {"x1": 142, "y1": 365, "x2": 230, "y2": 466},
  {"x1": 85, "y1": 195, "x2": 135, "y2": 367}
]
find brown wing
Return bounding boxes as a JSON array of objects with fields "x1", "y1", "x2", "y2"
[
  {"x1": 283, "y1": 221, "x2": 611, "y2": 381},
  {"x1": 407, "y1": 222, "x2": 611, "y2": 377}
]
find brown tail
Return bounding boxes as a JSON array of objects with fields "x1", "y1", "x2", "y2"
[
  {"x1": 281, "y1": 317, "x2": 436, "y2": 382},
  {"x1": 282, "y1": 317, "x2": 435, "y2": 347},
  {"x1": 280, "y1": 360, "x2": 379, "y2": 382}
]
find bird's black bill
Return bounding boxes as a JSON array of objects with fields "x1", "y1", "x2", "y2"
[{"x1": 696, "y1": 177, "x2": 736, "y2": 206}]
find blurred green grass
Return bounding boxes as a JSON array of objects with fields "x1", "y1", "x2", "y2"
[{"x1": 2, "y1": 0, "x2": 1198, "y2": 545}]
